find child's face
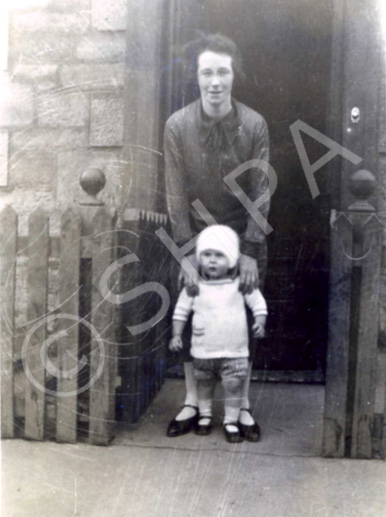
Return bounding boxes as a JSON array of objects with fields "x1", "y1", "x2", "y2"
[{"x1": 199, "y1": 249, "x2": 229, "y2": 279}]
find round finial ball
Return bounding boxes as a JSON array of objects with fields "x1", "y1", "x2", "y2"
[
  {"x1": 80, "y1": 168, "x2": 106, "y2": 196},
  {"x1": 349, "y1": 169, "x2": 376, "y2": 200}
]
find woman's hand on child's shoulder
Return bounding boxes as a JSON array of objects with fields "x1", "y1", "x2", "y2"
[
  {"x1": 178, "y1": 254, "x2": 200, "y2": 296},
  {"x1": 169, "y1": 335, "x2": 183, "y2": 352},
  {"x1": 239, "y1": 254, "x2": 259, "y2": 294}
]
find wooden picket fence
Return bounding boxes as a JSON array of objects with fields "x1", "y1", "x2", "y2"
[{"x1": 0, "y1": 202, "x2": 170, "y2": 445}]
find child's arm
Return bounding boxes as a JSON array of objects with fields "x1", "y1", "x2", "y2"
[
  {"x1": 169, "y1": 287, "x2": 194, "y2": 351},
  {"x1": 244, "y1": 286, "x2": 268, "y2": 339},
  {"x1": 169, "y1": 320, "x2": 186, "y2": 351}
]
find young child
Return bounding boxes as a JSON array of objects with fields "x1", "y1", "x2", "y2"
[{"x1": 169, "y1": 225, "x2": 267, "y2": 443}]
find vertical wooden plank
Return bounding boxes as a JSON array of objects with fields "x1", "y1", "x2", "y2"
[
  {"x1": 88, "y1": 207, "x2": 117, "y2": 445},
  {"x1": 56, "y1": 209, "x2": 81, "y2": 443},
  {"x1": 117, "y1": 215, "x2": 142, "y2": 424},
  {"x1": 351, "y1": 215, "x2": 382, "y2": 458},
  {"x1": 383, "y1": 352, "x2": 386, "y2": 459},
  {"x1": 372, "y1": 352, "x2": 386, "y2": 459},
  {"x1": 24, "y1": 208, "x2": 49, "y2": 440},
  {"x1": 109, "y1": 228, "x2": 119, "y2": 436},
  {"x1": 322, "y1": 212, "x2": 353, "y2": 457},
  {"x1": 0, "y1": 206, "x2": 18, "y2": 438}
]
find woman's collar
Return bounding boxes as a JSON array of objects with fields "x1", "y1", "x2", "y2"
[{"x1": 197, "y1": 99, "x2": 241, "y2": 147}]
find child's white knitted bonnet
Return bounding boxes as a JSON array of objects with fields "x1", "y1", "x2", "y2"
[{"x1": 196, "y1": 225, "x2": 240, "y2": 269}]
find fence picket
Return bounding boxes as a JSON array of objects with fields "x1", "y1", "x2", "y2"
[
  {"x1": 88, "y1": 207, "x2": 117, "y2": 445},
  {"x1": 56, "y1": 209, "x2": 81, "y2": 443},
  {"x1": 383, "y1": 355, "x2": 386, "y2": 459},
  {"x1": 351, "y1": 215, "x2": 382, "y2": 458},
  {"x1": 322, "y1": 214, "x2": 353, "y2": 457},
  {"x1": 0, "y1": 206, "x2": 18, "y2": 438},
  {"x1": 24, "y1": 208, "x2": 49, "y2": 440}
]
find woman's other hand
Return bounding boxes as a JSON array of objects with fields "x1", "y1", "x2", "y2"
[
  {"x1": 178, "y1": 253, "x2": 200, "y2": 296},
  {"x1": 239, "y1": 254, "x2": 259, "y2": 294},
  {"x1": 252, "y1": 321, "x2": 265, "y2": 339},
  {"x1": 169, "y1": 335, "x2": 183, "y2": 352}
]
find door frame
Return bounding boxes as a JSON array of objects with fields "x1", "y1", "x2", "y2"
[
  {"x1": 160, "y1": 0, "x2": 384, "y2": 458},
  {"x1": 322, "y1": 0, "x2": 383, "y2": 458}
]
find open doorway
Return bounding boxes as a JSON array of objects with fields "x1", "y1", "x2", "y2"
[{"x1": 160, "y1": 0, "x2": 333, "y2": 380}]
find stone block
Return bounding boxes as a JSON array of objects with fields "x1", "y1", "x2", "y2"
[
  {"x1": 92, "y1": 0, "x2": 127, "y2": 31},
  {"x1": 11, "y1": 64, "x2": 58, "y2": 92},
  {"x1": 48, "y1": 0, "x2": 90, "y2": 12},
  {"x1": 9, "y1": 150, "x2": 55, "y2": 190},
  {"x1": 9, "y1": 32, "x2": 76, "y2": 65},
  {"x1": 11, "y1": 11, "x2": 89, "y2": 34},
  {"x1": 35, "y1": 80, "x2": 59, "y2": 93},
  {"x1": 11, "y1": 64, "x2": 58, "y2": 82},
  {"x1": 90, "y1": 94, "x2": 124, "y2": 147},
  {"x1": 11, "y1": 128, "x2": 88, "y2": 151},
  {"x1": 76, "y1": 32, "x2": 126, "y2": 62},
  {"x1": 56, "y1": 149, "x2": 127, "y2": 210},
  {"x1": 0, "y1": 75, "x2": 34, "y2": 128},
  {"x1": 37, "y1": 91, "x2": 89, "y2": 128},
  {"x1": 0, "y1": 132, "x2": 9, "y2": 186},
  {"x1": 60, "y1": 63, "x2": 126, "y2": 90}
]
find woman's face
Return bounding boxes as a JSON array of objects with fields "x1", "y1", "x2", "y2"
[{"x1": 197, "y1": 50, "x2": 234, "y2": 108}]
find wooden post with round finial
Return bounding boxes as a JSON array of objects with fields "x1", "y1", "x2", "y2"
[
  {"x1": 77, "y1": 167, "x2": 118, "y2": 444},
  {"x1": 348, "y1": 169, "x2": 376, "y2": 213},
  {"x1": 79, "y1": 168, "x2": 108, "y2": 258},
  {"x1": 79, "y1": 168, "x2": 106, "y2": 206}
]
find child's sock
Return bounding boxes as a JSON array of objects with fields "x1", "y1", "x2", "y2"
[
  {"x1": 224, "y1": 406, "x2": 240, "y2": 433},
  {"x1": 239, "y1": 363, "x2": 255, "y2": 426},
  {"x1": 175, "y1": 406, "x2": 197, "y2": 421},
  {"x1": 198, "y1": 399, "x2": 212, "y2": 425},
  {"x1": 239, "y1": 408, "x2": 255, "y2": 426},
  {"x1": 175, "y1": 362, "x2": 198, "y2": 422}
]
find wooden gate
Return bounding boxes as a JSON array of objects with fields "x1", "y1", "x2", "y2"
[
  {"x1": 322, "y1": 0, "x2": 386, "y2": 459},
  {"x1": 0, "y1": 170, "x2": 170, "y2": 444}
]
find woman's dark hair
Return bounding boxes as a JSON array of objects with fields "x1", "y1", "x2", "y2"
[{"x1": 182, "y1": 32, "x2": 246, "y2": 86}]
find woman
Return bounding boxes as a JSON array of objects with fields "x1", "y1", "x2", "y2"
[{"x1": 164, "y1": 33, "x2": 270, "y2": 441}]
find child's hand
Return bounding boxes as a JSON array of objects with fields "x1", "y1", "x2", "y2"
[
  {"x1": 169, "y1": 335, "x2": 183, "y2": 352},
  {"x1": 252, "y1": 321, "x2": 265, "y2": 339}
]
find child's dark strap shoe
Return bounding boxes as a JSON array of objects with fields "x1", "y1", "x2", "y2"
[
  {"x1": 238, "y1": 408, "x2": 261, "y2": 442},
  {"x1": 166, "y1": 405, "x2": 198, "y2": 437},
  {"x1": 223, "y1": 422, "x2": 244, "y2": 443},
  {"x1": 194, "y1": 416, "x2": 212, "y2": 436}
]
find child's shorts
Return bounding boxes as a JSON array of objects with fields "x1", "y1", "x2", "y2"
[{"x1": 193, "y1": 357, "x2": 249, "y2": 381}]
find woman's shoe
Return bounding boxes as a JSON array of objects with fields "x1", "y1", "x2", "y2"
[
  {"x1": 223, "y1": 422, "x2": 244, "y2": 443},
  {"x1": 238, "y1": 408, "x2": 261, "y2": 442},
  {"x1": 166, "y1": 405, "x2": 198, "y2": 437},
  {"x1": 194, "y1": 416, "x2": 212, "y2": 436}
]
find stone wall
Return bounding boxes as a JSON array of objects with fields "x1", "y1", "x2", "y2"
[
  {"x1": 0, "y1": 0, "x2": 164, "y2": 235},
  {"x1": 0, "y1": 0, "x2": 166, "y2": 369}
]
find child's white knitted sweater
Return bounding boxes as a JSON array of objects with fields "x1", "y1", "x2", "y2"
[{"x1": 173, "y1": 277, "x2": 267, "y2": 359}]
